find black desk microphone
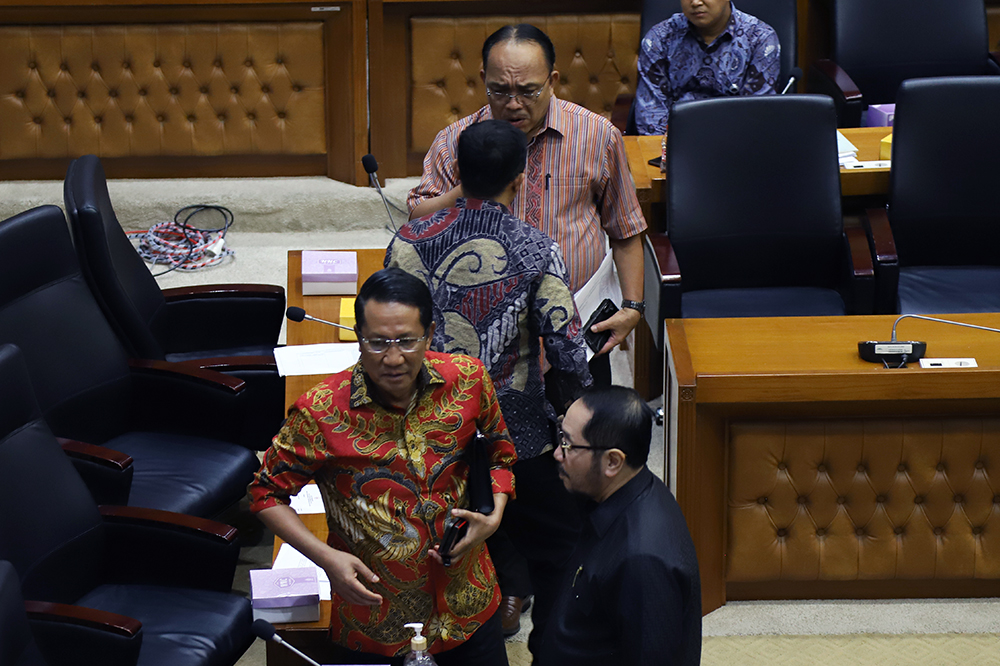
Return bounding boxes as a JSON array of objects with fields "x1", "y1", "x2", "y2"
[
  {"x1": 858, "y1": 314, "x2": 1000, "y2": 365},
  {"x1": 362, "y1": 154, "x2": 398, "y2": 234},
  {"x1": 286, "y1": 306, "x2": 355, "y2": 332}
]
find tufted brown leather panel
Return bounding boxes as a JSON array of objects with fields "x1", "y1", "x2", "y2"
[
  {"x1": 0, "y1": 23, "x2": 325, "y2": 160},
  {"x1": 410, "y1": 14, "x2": 639, "y2": 153},
  {"x1": 728, "y1": 419, "x2": 1000, "y2": 582}
]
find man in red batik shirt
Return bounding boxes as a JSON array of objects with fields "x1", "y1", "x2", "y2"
[{"x1": 249, "y1": 268, "x2": 517, "y2": 666}]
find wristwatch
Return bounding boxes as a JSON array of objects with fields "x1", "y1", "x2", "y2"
[{"x1": 620, "y1": 299, "x2": 646, "y2": 316}]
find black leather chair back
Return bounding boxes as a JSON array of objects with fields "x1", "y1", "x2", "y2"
[
  {"x1": 65, "y1": 155, "x2": 169, "y2": 359},
  {"x1": 0, "y1": 560, "x2": 48, "y2": 666},
  {"x1": 667, "y1": 95, "x2": 843, "y2": 292},
  {"x1": 0, "y1": 207, "x2": 131, "y2": 445},
  {"x1": 889, "y1": 77, "x2": 1000, "y2": 267},
  {"x1": 0, "y1": 345, "x2": 106, "y2": 604},
  {"x1": 640, "y1": 0, "x2": 798, "y2": 90},
  {"x1": 832, "y1": 0, "x2": 996, "y2": 106}
]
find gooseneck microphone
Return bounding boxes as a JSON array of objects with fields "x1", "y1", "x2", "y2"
[
  {"x1": 251, "y1": 619, "x2": 323, "y2": 666},
  {"x1": 858, "y1": 314, "x2": 1000, "y2": 365},
  {"x1": 362, "y1": 154, "x2": 398, "y2": 234},
  {"x1": 286, "y1": 306, "x2": 355, "y2": 332},
  {"x1": 780, "y1": 67, "x2": 803, "y2": 95}
]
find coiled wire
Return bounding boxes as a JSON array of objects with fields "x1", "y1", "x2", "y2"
[{"x1": 126, "y1": 205, "x2": 235, "y2": 277}]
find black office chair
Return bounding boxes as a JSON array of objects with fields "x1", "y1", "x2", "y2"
[
  {"x1": 0, "y1": 206, "x2": 260, "y2": 517},
  {"x1": 0, "y1": 344, "x2": 254, "y2": 666},
  {"x1": 660, "y1": 95, "x2": 873, "y2": 318},
  {"x1": 615, "y1": 0, "x2": 798, "y2": 134},
  {"x1": 64, "y1": 154, "x2": 285, "y2": 448},
  {"x1": 809, "y1": 0, "x2": 1000, "y2": 127},
  {"x1": 863, "y1": 77, "x2": 1000, "y2": 315}
]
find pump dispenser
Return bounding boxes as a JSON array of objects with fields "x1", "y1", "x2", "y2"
[{"x1": 403, "y1": 622, "x2": 437, "y2": 665}]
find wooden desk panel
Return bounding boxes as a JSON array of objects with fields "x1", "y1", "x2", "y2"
[
  {"x1": 626, "y1": 126, "x2": 893, "y2": 205},
  {"x1": 665, "y1": 313, "x2": 1000, "y2": 615}
]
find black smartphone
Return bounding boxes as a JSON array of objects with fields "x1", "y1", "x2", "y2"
[
  {"x1": 440, "y1": 516, "x2": 469, "y2": 568},
  {"x1": 583, "y1": 298, "x2": 619, "y2": 353}
]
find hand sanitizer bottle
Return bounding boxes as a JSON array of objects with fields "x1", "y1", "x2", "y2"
[{"x1": 403, "y1": 622, "x2": 438, "y2": 665}]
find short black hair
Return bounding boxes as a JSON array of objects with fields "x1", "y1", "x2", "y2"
[
  {"x1": 579, "y1": 386, "x2": 653, "y2": 468},
  {"x1": 355, "y1": 268, "x2": 434, "y2": 332},
  {"x1": 482, "y1": 24, "x2": 556, "y2": 73},
  {"x1": 458, "y1": 120, "x2": 528, "y2": 201}
]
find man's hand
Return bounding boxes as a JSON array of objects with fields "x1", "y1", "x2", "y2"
[
  {"x1": 591, "y1": 306, "x2": 642, "y2": 356},
  {"x1": 428, "y1": 492, "x2": 508, "y2": 566},
  {"x1": 315, "y1": 547, "x2": 384, "y2": 606}
]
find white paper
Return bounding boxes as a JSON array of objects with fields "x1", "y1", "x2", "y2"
[
  {"x1": 836, "y1": 130, "x2": 859, "y2": 158},
  {"x1": 273, "y1": 343, "x2": 360, "y2": 377},
  {"x1": 574, "y1": 251, "x2": 624, "y2": 361},
  {"x1": 289, "y1": 484, "x2": 325, "y2": 514},
  {"x1": 272, "y1": 543, "x2": 332, "y2": 600}
]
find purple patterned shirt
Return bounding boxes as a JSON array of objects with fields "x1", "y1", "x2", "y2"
[
  {"x1": 634, "y1": 3, "x2": 780, "y2": 135},
  {"x1": 385, "y1": 198, "x2": 592, "y2": 459}
]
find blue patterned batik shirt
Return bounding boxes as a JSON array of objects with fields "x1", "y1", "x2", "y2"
[
  {"x1": 385, "y1": 197, "x2": 592, "y2": 459},
  {"x1": 634, "y1": 3, "x2": 781, "y2": 135}
]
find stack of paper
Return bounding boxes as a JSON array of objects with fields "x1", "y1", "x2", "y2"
[{"x1": 836, "y1": 131, "x2": 859, "y2": 167}]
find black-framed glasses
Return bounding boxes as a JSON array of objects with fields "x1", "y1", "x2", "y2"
[
  {"x1": 555, "y1": 422, "x2": 612, "y2": 454},
  {"x1": 485, "y1": 86, "x2": 546, "y2": 105},
  {"x1": 359, "y1": 335, "x2": 428, "y2": 354}
]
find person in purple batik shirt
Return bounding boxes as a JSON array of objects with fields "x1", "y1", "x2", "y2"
[{"x1": 634, "y1": 0, "x2": 780, "y2": 136}]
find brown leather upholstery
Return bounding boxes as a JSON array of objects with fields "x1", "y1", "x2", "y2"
[
  {"x1": 410, "y1": 14, "x2": 640, "y2": 153},
  {"x1": 728, "y1": 419, "x2": 1000, "y2": 582},
  {"x1": 0, "y1": 23, "x2": 325, "y2": 160}
]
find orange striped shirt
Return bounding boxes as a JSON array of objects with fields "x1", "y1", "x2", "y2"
[{"x1": 407, "y1": 98, "x2": 647, "y2": 292}]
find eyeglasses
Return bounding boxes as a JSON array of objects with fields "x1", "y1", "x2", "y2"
[
  {"x1": 485, "y1": 86, "x2": 546, "y2": 105},
  {"x1": 555, "y1": 423, "x2": 612, "y2": 454},
  {"x1": 359, "y1": 335, "x2": 428, "y2": 354}
]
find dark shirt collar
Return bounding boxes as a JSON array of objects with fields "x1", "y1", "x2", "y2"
[
  {"x1": 455, "y1": 197, "x2": 511, "y2": 216},
  {"x1": 587, "y1": 466, "x2": 656, "y2": 537},
  {"x1": 349, "y1": 357, "x2": 445, "y2": 410},
  {"x1": 685, "y1": 1, "x2": 739, "y2": 50}
]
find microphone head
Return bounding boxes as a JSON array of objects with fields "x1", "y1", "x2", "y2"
[
  {"x1": 252, "y1": 618, "x2": 276, "y2": 641},
  {"x1": 286, "y1": 306, "x2": 306, "y2": 322},
  {"x1": 788, "y1": 67, "x2": 803, "y2": 81},
  {"x1": 361, "y1": 154, "x2": 379, "y2": 174}
]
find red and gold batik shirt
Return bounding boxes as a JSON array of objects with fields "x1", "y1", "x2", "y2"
[{"x1": 249, "y1": 351, "x2": 517, "y2": 657}]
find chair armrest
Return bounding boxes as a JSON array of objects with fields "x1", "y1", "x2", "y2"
[
  {"x1": 862, "y1": 207, "x2": 900, "y2": 314},
  {"x1": 180, "y1": 355, "x2": 277, "y2": 373},
  {"x1": 648, "y1": 233, "x2": 682, "y2": 321},
  {"x1": 611, "y1": 93, "x2": 634, "y2": 134},
  {"x1": 842, "y1": 226, "x2": 875, "y2": 314},
  {"x1": 808, "y1": 59, "x2": 864, "y2": 127},
  {"x1": 58, "y1": 438, "x2": 134, "y2": 506},
  {"x1": 160, "y1": 284, "x2": 285, "y2": 357},
  {"x1": 99, "y1": 506, "x2": 241, "y2": 591},
  {"x1": 862, "y1": 207, "x2": 897, "y2": 264},
  {"x1": 26, "y1": 600, "x2": 142, "y2": 666},
  {"x1": 126, "y1": 359, "x2": 249, "y2": 444},
  {"x1": 161, "y1": 283, "x2": 285, "y2": 301},
  {"x1": 845, "y1": 226, "x2": 874, "y2": 278}
]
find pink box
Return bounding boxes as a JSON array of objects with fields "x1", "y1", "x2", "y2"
[
  {"x1": 867, "y1": 104, "x2": 895, "y2": 127},
  {"x1": 250, "y1": 567, "x2": 321, "y2": 623}
]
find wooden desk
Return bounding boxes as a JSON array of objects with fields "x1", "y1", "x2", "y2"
[
  {"x1": 268, "y1": 248, "x2": 384, "y2": 666},
  {"x1": 666, "y1": 313, "x2": 1000, "y2": 616},
  {"x1": 625, "y1": 126, "x2": 893, "y2": 209}
]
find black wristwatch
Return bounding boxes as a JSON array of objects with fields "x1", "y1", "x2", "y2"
[{"x1": 621, "y1": 299, "x2": 646, "y2": 316}]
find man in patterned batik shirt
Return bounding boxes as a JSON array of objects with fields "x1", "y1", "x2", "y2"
[
  {"x1": 250, "y1": 269, "x2": 516, "y2": 666},
  {"x1": 634, "y1": 0, "x2": 781, "y2": 135},
  {"x1": 387, "y1": 119, "x2": 592, "y2": 655}
]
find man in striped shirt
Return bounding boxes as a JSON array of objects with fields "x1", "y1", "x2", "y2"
[{"x1": 407, "y1": 24, "x2": 647, "y2": 386}]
